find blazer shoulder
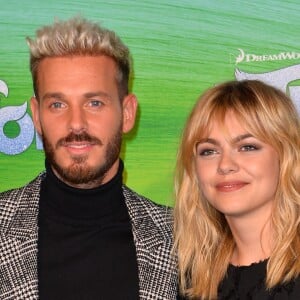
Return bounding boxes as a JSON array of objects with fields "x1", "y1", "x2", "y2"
[
  {"x1": 0, "y1": 173, "x2": 44, "y2": 202},
  {"x1": 122, "y1": 185, "x2": 173, "y2": 235},
  {"x1": 0, "y1": 173, "x2": 44, "y2": 233}
]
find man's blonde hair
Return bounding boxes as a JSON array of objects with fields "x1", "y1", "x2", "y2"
[{"x1": 26, "y1": 16, "x2": 131, "y2": 100}]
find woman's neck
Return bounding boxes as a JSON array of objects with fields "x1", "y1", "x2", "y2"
[{"x1": 226, "y1": 212, "x2": 273, "y2": 266}]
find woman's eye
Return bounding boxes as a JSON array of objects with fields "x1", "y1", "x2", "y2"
[
  {"x1": 240, "y1": 144, "x2": 259, "y2": 151},
  {"x1": 199, "y1": 149, "x2": 217, "y2": 156}
]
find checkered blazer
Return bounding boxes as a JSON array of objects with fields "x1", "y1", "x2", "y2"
[{"x1": 0, "y1": 173, "x2": 178, "y2": 299}]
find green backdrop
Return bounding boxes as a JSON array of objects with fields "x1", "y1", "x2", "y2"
[{"x1": 1, "y1": 0, "x2": 300, "y2": 206}]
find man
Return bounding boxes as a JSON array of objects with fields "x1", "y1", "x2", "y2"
[{"x1": 0, "y1": 17, "x2": 177, "y2": 299}]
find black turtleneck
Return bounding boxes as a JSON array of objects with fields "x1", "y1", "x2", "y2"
[{"x1": 38, "y1": 160, "x2": 139, "y2": 300}]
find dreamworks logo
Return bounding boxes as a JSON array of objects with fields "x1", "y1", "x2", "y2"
[{"x1": 235, "y1": 48, "x2": 300, "y2": 64}]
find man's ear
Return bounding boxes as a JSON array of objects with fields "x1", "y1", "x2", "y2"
[
  {"x1": 30, "y1": 96, "x2": 42, "y2": 135},
  {"x1": 122, "y1": 93, "x2": 138, "y2": 133}
]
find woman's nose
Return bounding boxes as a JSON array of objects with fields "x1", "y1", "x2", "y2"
[{"x1": 217, "y1": 151, "x2": 239, "y2": 175}]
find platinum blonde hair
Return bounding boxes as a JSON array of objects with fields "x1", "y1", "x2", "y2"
[
  {"x1": 174, "y1": 80, "x2": 300, "y2": 299},
  {"x1": 26, "y1": 16, "x2": 131, "y2": 100}
]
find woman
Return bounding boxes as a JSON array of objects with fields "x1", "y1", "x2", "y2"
[{"x1": 174, "y1": 80, "x2": 300, "y2": 299}]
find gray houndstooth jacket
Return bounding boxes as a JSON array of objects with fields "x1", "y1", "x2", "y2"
[{"x1": 0, "y1": 173, "x2": 178, "y2": 300}]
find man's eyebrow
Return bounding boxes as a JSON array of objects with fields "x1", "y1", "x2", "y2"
[
  {"x1": 42, "y1": 92, "x2": 64, "y2": 101},
  {"x1": 83, "y1": 91, "x2": 112, "y2": 100},
  {"x1": 41, "y1": 91, "x2": 112, "y2": 101}
]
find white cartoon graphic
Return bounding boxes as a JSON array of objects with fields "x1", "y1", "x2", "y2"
[
  {"x1": 0, "y1": 80, "x2": 42, "y2": 155},
  {"x1": 235, "y1": 65, "x2": 300, "y2": 114}
]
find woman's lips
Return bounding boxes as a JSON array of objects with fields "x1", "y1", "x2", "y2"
[{"x1": 216, "y1": 181, "x2": 248, "y2": 192}]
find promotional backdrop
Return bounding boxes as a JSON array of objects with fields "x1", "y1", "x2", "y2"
[{"x1": 1, "y1": 0, "x2": 300, "y2": 205}]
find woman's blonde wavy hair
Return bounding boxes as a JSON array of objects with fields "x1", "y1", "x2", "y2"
[
  {"x1": 174, "y1": 80, "x2": 300, "y2": 299},
  {"x1": 26, "y1": 16, "x2": 131, "y2": 100}
]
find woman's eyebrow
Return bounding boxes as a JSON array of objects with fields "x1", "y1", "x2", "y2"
[
  {"x1": 197, "y1": 134, "x2": 254, "y2": 146},
  {"x1": 232, "y1": 133, "x2": 254, "y2": 143},
  {"x1": 197, "y1": 138, "x2": 220, "y2": 146}
]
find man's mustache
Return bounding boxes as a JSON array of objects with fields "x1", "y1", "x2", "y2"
[{"x1": 56, "y1": 132, "x2": 103, "y2": 148}]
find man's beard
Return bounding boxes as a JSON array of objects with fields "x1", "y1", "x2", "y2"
[{"x1": 41, "y1": 128, "x2": 122, "y2": 186}]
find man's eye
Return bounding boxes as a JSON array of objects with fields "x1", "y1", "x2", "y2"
[
  {"x1": 50, "y1": 102, "x2": 64, "y2": 109},
  {"x1": 89, "y1": 100, "x2": 103, "y2": 107}
]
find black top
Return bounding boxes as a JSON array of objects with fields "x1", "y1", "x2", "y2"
[
  {"x1": 38, "y1": 160, "x2": 139, "y2": 300},
  {"x1": 177, "y1": 260, "x2": 300, "y2": 300},
  {"x1": 218, "y1": 260, "x2": 300, "y2": 299}
]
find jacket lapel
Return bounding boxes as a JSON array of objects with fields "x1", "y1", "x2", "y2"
[{"x1": 123, "y1": 186, "x2": 177, "y2": 300}]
